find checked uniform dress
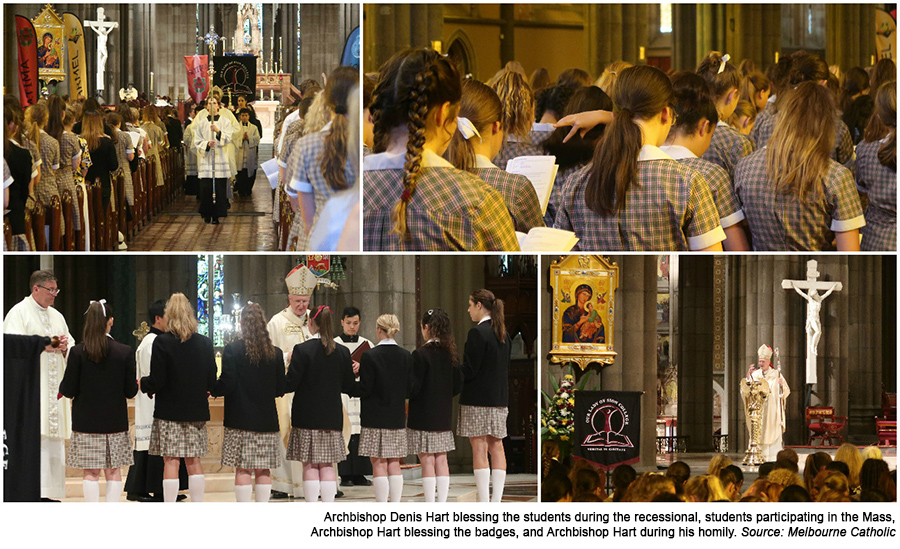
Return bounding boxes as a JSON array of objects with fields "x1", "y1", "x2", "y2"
[
  {"x1": 750, "y1": 106, "x2": 854, "y2": 166},
  {"x1": 855, "y1": 138, "x2": 897, "y2": 251},
  {"x1": 660, "y1": 145, "x2": 745, "y2": 229},
  {"x1": 734, "y1": 148, "x2": 865, "y2": 250},
  {"x1": 472, "y1": 154, "x2": 545, "y2": 232},
  {"x1": 700, "y1": 121, "x2": 755, "y2": 181},
  {"x1": 34, "y1": 130, "x2": 60, "y2": 206},
  {"x1": 493, "y1": 135, "x2": 546, "y2": 169},
  {"x1": 363, "y1": 149, "x2": 519, "y2": 251},
  {"x1": 553, "y1": 145, "x2": 726, "y2": 251}
]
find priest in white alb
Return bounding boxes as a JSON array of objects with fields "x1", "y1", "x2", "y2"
[
  {"x1": 3, "y1": 270, "x2": 73, "y2": 500},
  {"x1": 743, "y1": 344, "x2": 791, "y2": 461},
  {"x1": 266, "y1": 264, "x2": 317, "y2": 498}
]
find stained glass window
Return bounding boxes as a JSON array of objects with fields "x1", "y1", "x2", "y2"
[
  {"x1": 660, "y1": 3, "x2": 673, "y2": 33},
  {"x1": 297, "y1": 8, "x2": 302, "y2": 74},
  {"x1": 197, "y1": 255, "x2": 209, "y2": 336},
  {"x1": 197, "y1": 254, "x2": 226, "y2": 347}
]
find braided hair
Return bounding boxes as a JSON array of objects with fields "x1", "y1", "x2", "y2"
[{"x1": 370, "y1": 49, "x2": 462, "y2": 238}]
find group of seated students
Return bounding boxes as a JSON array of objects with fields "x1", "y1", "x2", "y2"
[
  {"x1": 361, "y1": 48, "x2": 896, "y2": 252},
  {"x1": 541, "y1": 441, "x2": 897, "y2": 502}
]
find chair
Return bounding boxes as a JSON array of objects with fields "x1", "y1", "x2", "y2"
[
  {"x1": 876, "y1": 383, "x2": 897, "y2": 446},
  {"x1": 805, "y1": 406, "x2": 846, "y2": 446}
]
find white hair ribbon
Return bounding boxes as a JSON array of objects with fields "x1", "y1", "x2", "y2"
[
  {"x1": 86, "y1": 299, "x2": 107, "y2": 316},
  {"x1": 717, "y1": 54, "x2": 731, "y2": 74},
  {"x1": 457, "y1": 117, "x2": 482, "y2": 143}
]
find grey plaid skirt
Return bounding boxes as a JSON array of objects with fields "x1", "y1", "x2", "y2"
[
  {"x1": 358, "y1": 427, "x2": 407, "y2": 458},
  {"x1": 406, "y1": 429, "x2": 455, "y2": 455},
  {"x1": 286, "y1": 428, "x2": 347, "y2": 464},
  {"x1": 221, "y1": 428, "x2": 282, "y2": 470},
  {"x1": 67, "y1": 431, "x2": 134, "y2": 469},
  {"x1": 149, "y1": 419, "x2": 208, "y2": 458},
  {"x1": 457, "y1": 405, "x2": 508, "y2": 439}
]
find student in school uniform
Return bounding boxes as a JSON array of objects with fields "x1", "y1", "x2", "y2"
[
  {"x1": 460, "y1": 290, "x2": 511, "y2": 503},
  {"x1": 553, "y1": 65, "x2": 726, "y2": 251},
  {"x1": 856, "y1": 81, "x2": 896, "y2": 251},
  {"x1": 444, "y1": 78, "x2": 544, "y2": 233},
  {"x1": 492, "y1": 70, "x2": 545, "y2": 167},
  {"x1": 211, "y1": 303, "x2": 286, "y2": 503},
  {"x1": 407, "y1": 308, "x2": 462, "y2": 503},
  {"x1": 660, "y1": 72, "x2": 750, "y2": 251},
  {"x1": 734, "y1": 82, "x2": 864, "y2": 251},
  {"x1": 363, "y1": 48, "x2": 519, "y2": 251},
  {"x1": 695, "y1": 52, "x2": 755, "y2": 179},
  {"x1": 60, "y1": 300, "x2": 138, "y2": 502},
  {"x1": 357, "y1": 314, "x2": 415, "y2": 502},
  {"x1": 285, "y1": 305, "x2": 359, "y2": 503}
]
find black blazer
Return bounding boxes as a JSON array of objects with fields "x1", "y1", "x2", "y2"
[
  {"x1": 285, "y1": 338, "x2": 359, "y2": 430},
  {"x1": 460, "y1": 320, "x2": 510, "y2": 407},
  {"x1": 407, "y1": 344, "x2": 462, "y2": 432},
  {"x1": 211, "y1": 340, "x2": 286, "y2": 432},
  {"x1": 60, "y1": 339, "x2": 138, "y2": 433},
  {"x1": 358, "y1": 343, "x2": 415, "y2": 429},
  {"x1": 141, "y1": 332, "x2": 217, "y2": 422}
]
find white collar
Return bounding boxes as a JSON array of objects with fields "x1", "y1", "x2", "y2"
[
  {"x1": 319, "y1": 120, "x2": 334, "y2": 133},
  {"x1": 767, "y1": 95, "x2": 776, "y2": 104},
  {"x1": 474, "y1": 154, "x2": 497, "y2": 169},
  {"x1": 637, "y1": 144, "x2": 674, "y2": 162},
  {"x1": 478, "y1": 316, "x2": 492, "y2": 325},
  {"x1": 425, "y1": 338, "x2": 440, "y2": 344},
  {"x1": 658, "y1": 144, "x2": 697, "y2": 160},
  {"x1": 363, "y1": 148, "x2": 454, "y2": 170},
  {"x1": 531, "y1": 122, "x2": 555, "y2": 132},
  {"x1": 310, "y1": 333, "x2": 321, "y2": 339},
  {"x1": 377, "y1": 338, "x2": 398, "y2": 346},
  {"x1": 716, "y1": 120, "x2": 731, "y2": 128},
  {"x1": 26, "y1": 294, "x2": 48, "y2": 312}
]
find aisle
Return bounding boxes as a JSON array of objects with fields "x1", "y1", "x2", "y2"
[{"x1": 129, "y1": 144, "x2": 277, "y2": 251}]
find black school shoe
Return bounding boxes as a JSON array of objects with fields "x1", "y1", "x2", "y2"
[{"x1": 270, "y1": 490, "x2": 290, "y2": 499}]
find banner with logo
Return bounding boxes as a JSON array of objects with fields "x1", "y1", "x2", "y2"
[
  {"x1": 341, "y1": 26, "x2": 360, "y2": 69},
  {"x1": 15, "y1": 16, "x2": 39, "y2": 107},
  {"x1": 63, "y1": 13, "x2": 88, "y2": 100},
  {"x1": 574, "y1": 391, "x2": 642, "y2": 470},
  {"x1": 184, "y1": 55, "x2": 209, "y2": 103},
  {"x1": 213, "y1": 54, "x2": 257, "y2": 97},
  {"x1": 876, "y1": 8, "x2": 896, "y2": 61}
]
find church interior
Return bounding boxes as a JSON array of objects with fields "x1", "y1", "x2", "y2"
[
  {"x1": 541, "y1": 254, "x2": 897, "y2": 493},
  {"x1": 3, "y1": 3, "x2": 359, "y2": 252},
  {"x1": 3, "y1": 253, "x2": 538, "y2": 502}
]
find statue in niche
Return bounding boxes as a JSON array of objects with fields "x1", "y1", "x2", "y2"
[{"x1": 234, "y1": 3, "x2": 262, "y2": 56}]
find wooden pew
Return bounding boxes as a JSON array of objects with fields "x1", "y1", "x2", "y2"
[
  {"x1": 47, "y1": 195, "x2": 62, "y2": 251},
  {"x1": 24, "y1": 208, "x2": 35, "y2": 251},
  {"x1": 4, "y1": 218, "x2": 12, "y2": 250},
  {"x1": 31, "y1": 200, "x2": 46, "y2": 251},
  {"x1": 91, "y1": 179, "x2": 105, "y2": 250},
  {"x1": 75, "y1": 185, "x2": 87, "y2": 250},
  {"x1": 62, "y1": 190, "x2": 75, "y2": 251}
]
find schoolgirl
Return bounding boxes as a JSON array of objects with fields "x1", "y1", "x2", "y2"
[
  {"x1": 363, "y1": 48, "x2": 518, "y2": 251},
  {"x1": 856, "y1": 81, "x2": 896, "y2": 251},
  {"x1": 60, "y1": 301, "x2": 137, "y2": 502},
  {"x1": 4, "y1": 100, "x2": 37, "y2": 250},
  {"x1": 25, "y1": 103, "x2": 60, "y2": 207}
]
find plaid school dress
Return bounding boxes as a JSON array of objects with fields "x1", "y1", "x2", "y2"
[
  {"x1": 750, "y1": 107, "x2": 854, "y2": 166},
  {"x1": 661, "y1": 145, "x2": 745, "y2": 228},
  {"x1": 553, "y1": 145, "x2": 726, "y2": 251},
  {"x1": 701, "y1": 121, "x2": 754, "y2": 181},
  {"x1": 34, "y1": 130, "x2": 60, "y2": 205},
  {"x1": 734, "y1": 148, "x2": 865, "y2": 250},
  {"x1": 493, "y1": 135, "x2": 546, "y2": 169},
  {"x1": 856, "y1": 139, "x2": 897, "y2": 251},
  {"x1": 285, "y1": 123, "x2": 355, "y2": 251},
  {"x1": 363, "y1": 149, "x2": 520, "y2": 251},
  {"x1": 472, "y1": 155, "x2": 545, "y2": 232},
  {"x1": 113, "y1": 131, "x2": 134, "y2": 206}
]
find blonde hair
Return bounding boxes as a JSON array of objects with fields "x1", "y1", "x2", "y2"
[
  {"x1": 165, "y1": 293, "x2": 198, "y2": 342},
  {"x1": 376, "y1": 313, "x2": 400, "y2": 338},
  {"x1": 301, "y1": 91, "x2": 329, "y2": 136},
  {"x1": 860, "y1": 446, "x2": 883, "y2": 461},
  {"x1": 596, "y1": 61, "x2": 633, "y2": 97},
  {"x1": 767, "y1": 468, "x2": 804, "y2": 489},
  {"x1": 834, "y1": 443, "x2": 863, "y2": 487},
  {"x1": 684, "y1": 474, "x2": 730, "y2": 502},
  {"x1": 491, "y1": 70, "x2": 534, "y2": 138},
  {"x1": 706, "y1": 454, "x2": 733, "y2": 477}
]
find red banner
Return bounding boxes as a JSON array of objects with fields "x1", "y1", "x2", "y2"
[
  {"x1": 184, "y1": 55, "x2": 209, "y2": 104},
  {"x1": 15, "y1": 16, "x2": 39, "y2": 107}
]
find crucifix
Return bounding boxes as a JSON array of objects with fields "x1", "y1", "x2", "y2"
[
  {"x1": 201, "y1": 26, "x2": 221, "y2": 79},
  {"x1": 781, "y1": 259, "x2": 842, "y2": 386},
  {"x1": 85, "y1": 7, "x2": 118, "y2": 99}
]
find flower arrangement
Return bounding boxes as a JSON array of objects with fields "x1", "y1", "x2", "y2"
[{"x1": 542, "y1": 374, "x2": 576, "y2": 450}]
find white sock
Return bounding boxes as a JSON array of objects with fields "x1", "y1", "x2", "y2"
[
  {"x1": 373, "y1": 476, "x2": 389, "y2": 502},
  {"x1": 473, "y1": 468, "x2": 490, "y2": 502},
  {"x1": 320, "y1": 480, "x2": 337, "y2": 503},
  {"x1": 422, "y1": 477, "x2": 436, "y2": 502},
  {"x1": 255, "y1": 483, "x2": 271, "y2": 503},
  {"x1": 304, "y1": 480, "x2": 320, "y2": 502},
  {"x1": 105, "y1": 480, "x2": 123, "y2": 503},
  {"x1": 388, "y1": 475, "x2": 404, "y2": 502},
  {"x1": 162, "y1": 479, "x2": 180, "y2": 502},
  {"x1": 83, "y1": 480, "x2": 100, "y2": 502},
  {"x1": 189, "y1": 474, "x2": 205, "y2": 503},
  {"x1": 436, "y1": 476, "x2": 451, "y2": 503},
  {"x1": 491, "y1": 469, "x2": 506, "y2": 502},
  {"x1": 234, "y1": 484, "x2": 252, "y2": 502}
]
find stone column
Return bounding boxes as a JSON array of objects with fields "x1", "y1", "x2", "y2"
[
  {"x1": 826, "y1": 5, "x2": 877, "y2": 69},
  {"x1": 672, "y1": 3, "x2": 697, "y2": 71},
  {"x1": 499, "y1": 4, "x2": 515, "y2": 67}
]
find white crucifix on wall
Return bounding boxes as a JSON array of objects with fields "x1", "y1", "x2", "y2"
[
  {"x1": 84, "y1": 7, "x2": 118, "y2": 97},
  {"x1": 781, "y1": 260, "x2": 842, "y2": 385}
]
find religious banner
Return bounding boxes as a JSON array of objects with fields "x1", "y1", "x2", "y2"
[
  {"x1": 4, "y1": 334, "x2": 45, "y2": 502},
  {"x1": 306, "y1": 254, "x2": 331, "y2": 277},
  {"x1": 31, "y1": 4, "x2": 67, "y2": 82},
  {"x1": 574, "y1": 391, "x2": 642, "y2": 470},
  {"x1": 184, "y1": 54, "x2": 210, "y2": 103},
  {"x1": 63, "y1": 13, "x2": 88, "y2": 100},
  {"x1": 15, "y1": 16, "x2": 40, "y2": 106},
  {"x1": 214, "y1": 55, "x2": 257, "y2": 97},
  {"x1": 876, "y1": 8, "x2": 896, "y2": 61},
  {"x1": 341, "y1": 26, "x2": 360, "y2": 69},
  {"x1": 549, "y1": 255, "x2": 619, "y2": 369}
]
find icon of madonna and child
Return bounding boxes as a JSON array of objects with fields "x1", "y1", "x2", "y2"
[{"x1": 561, "y1": 283, "x2": 607, "y2": 344}]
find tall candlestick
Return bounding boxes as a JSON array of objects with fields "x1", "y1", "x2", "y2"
[
  {"x1": 279, "y1": 37, "x2": 283, "y2": 66},
  {"x1": 270, "y1": 37, "x2": 274, "y2": 63}
]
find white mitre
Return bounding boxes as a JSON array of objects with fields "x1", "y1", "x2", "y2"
[
  {"x1": 285, "y1": 264, "x2": 318, "y2": 296},
  {"x1": 757, "y1": 344, "x2": 773, "y2": 360}
]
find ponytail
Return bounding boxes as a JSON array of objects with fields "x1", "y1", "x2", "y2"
[
  {"x1": 874, "y1": 81, "x2": 896, "y2": 171},
  {"x1": 321, "y1": 66, "x2": 358, "y2": 191},
  {"x1": 83, "y1": 300, "x2": 113, "y2": 363},
  {"x1": 311, "y1": 305, "x2": 336, "y2": 355},
  {"x1": 470, "y1": 289, "x2": 506, "y2": 342},
  {"x1": 445, "y1": 78, "x2": 503, "y2": 173},
  {"x1": 24, "y1": 103, "x2": 47, "y2": 151}
]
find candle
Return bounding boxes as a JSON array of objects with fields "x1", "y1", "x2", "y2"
[
  {"x1": 270, "y1": 89, "x2": 274, "y2": 101},
  {"x1": 279, "y1": 37, "x2": 283, "y2": 65},
  {"x1": 260, "y1": 89, "x2": 264, "y2": 101},
  {"x1": 150, "y1": 72, "x2": 154, "y2": 94},
  {"x1": 270, "y1": 37, "x2": 274, "y2": 62},
  {"x1": 232, "y1": 37, "x2": 235, "y2": 52}
]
